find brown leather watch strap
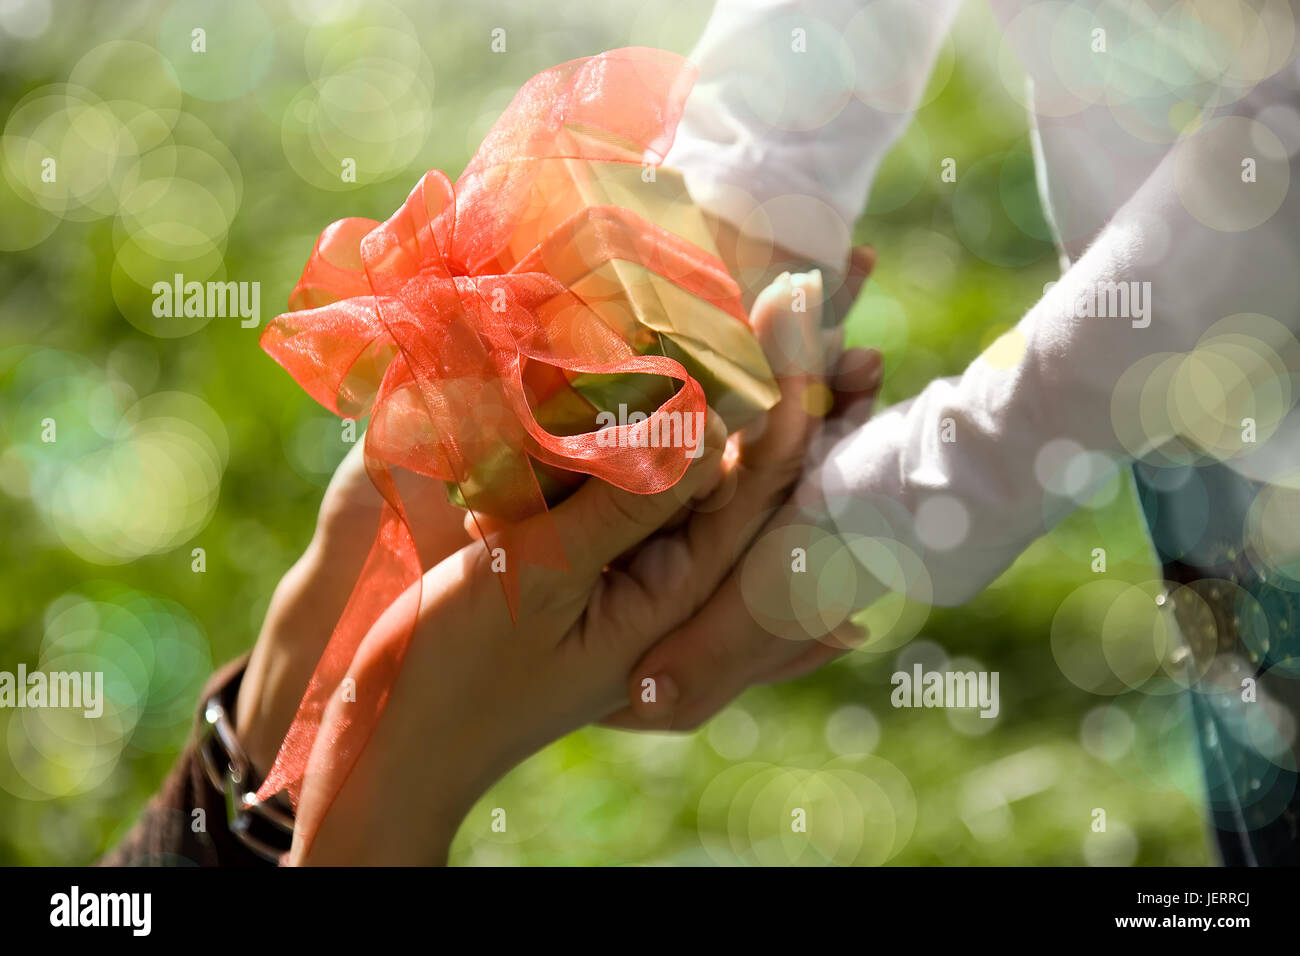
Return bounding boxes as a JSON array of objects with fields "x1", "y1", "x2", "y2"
[{"x1": 99, "y1": 654, "x2": 283, "y2": 867}]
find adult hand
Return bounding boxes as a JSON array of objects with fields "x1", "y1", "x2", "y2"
[
  {"x1": 606, "y1": 341, "x2": 884, "y2": 731},
  {"x1": 293, "y1": 405, "x2": 730, "y2": 864}
]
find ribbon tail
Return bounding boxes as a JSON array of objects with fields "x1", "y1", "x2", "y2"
[{"x1": 254, "y1": 455, "x2": 422, "y2": 861}]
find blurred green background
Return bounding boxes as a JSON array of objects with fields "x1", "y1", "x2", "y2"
[{"x1": 0, "y1": 0, "x2": 1210, "y2": 865}]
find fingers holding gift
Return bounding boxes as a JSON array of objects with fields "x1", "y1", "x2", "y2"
[
  {"x1": 609, "y1": 501, "x2": 857, "y2": 729},
  {"x1": 830, "y1": 345, "x2": 884, "y2": 417},
  {"x1": 598, "y1": 273, "x2": 870, "y2": 723},
  {"x1": 603, "y1": 284, "x2": 887, "y2": 731},
  {"x1": 607, "y1": 609, "x2": 866, "y2": 733},
  {"x1": 642, "y1": 274, "x2": 830, "y2": 600},
  {"x1": 734, "y1": 270, "x2": 828, "y2": 475},
  {"x1": 829, "y1": 243, "x2": 876, "y2": 321},
  {"x1": 686, "y1": 268, "x2": 831, "y2": 532},
  {"x1": 515, "y1": 409, "x2": 729, "y2": 587},
  {"x1": 610, "y1": 269, "x2": 839, "y2": 624},
  {"x1": 750, "y1": 618, "x2": 869, "y2": 686}
]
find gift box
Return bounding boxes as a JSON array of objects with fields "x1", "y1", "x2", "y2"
[{"x1": 445, "y1": 158, "x2": 780, "y2": 517}]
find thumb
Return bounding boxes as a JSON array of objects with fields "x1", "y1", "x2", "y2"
[{"x1": 532, "y1": 409, "x2": 728, "y2": 580}]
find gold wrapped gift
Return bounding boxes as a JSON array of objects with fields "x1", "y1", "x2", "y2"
[{"x1": 450, "y1": 159, "x2": 780, "y2": 515}]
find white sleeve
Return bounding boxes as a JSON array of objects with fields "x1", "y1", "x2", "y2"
[
  {"x1": 809, "y1": 62, "x2": 1300, "y2": 607},
  {"x1": 666, "y1": 0, "x2": 964, "y2": 267}
]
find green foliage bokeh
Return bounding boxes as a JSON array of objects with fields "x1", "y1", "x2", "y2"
[{"x1": 0, "y1": 0, "x2": 1210, "y2": 865}]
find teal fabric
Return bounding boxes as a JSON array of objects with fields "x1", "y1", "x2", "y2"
[{"x1": 1132, "y1": 461, "x2": 1300, "y2": 865}]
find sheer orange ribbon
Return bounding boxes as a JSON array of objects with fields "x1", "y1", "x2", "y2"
[{"x1": 253, "y1": 48, "x2": 748, "y2": 850}]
